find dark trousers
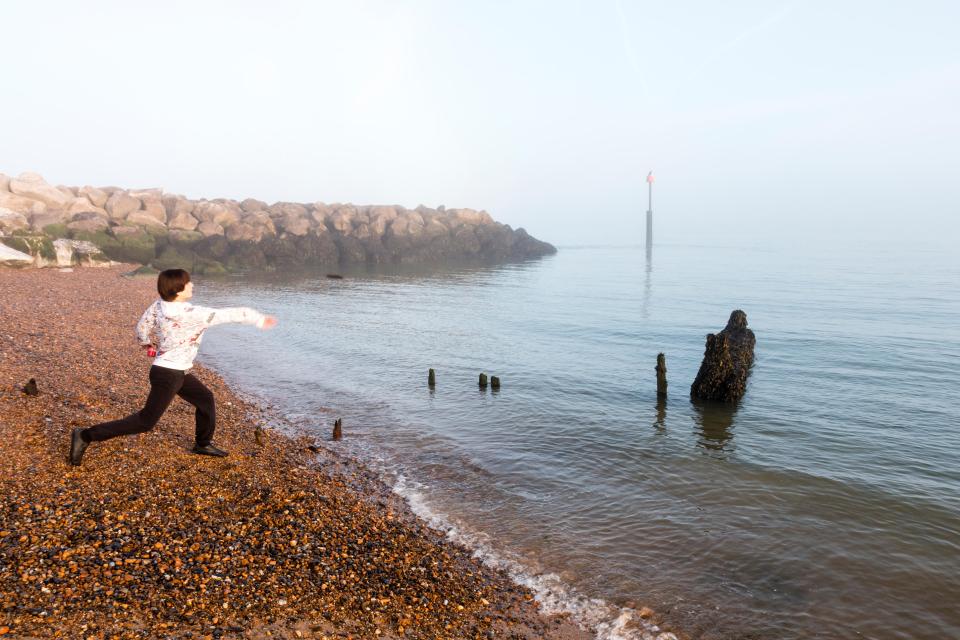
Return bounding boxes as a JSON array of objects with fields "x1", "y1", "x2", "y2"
[{"x1": 83, "y1": 366, "x2": 216, "y2": 446}]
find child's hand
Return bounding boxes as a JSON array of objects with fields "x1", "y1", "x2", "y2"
[{"x1": 261, "y1": 316, "x2": 278, "y2": 330}]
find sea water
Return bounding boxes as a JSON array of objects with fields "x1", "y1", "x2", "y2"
[{"x1": 197, "y1": 243, "x2": 960, "y2": 640}]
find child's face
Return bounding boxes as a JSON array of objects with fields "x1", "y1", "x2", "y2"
[{"x1": 174, "y1": 281, "x2": 194, "y2": 302}]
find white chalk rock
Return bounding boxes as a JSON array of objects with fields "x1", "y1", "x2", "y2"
[{"x1": 0, "y1": 241, "x2": 34, "y2": 265}]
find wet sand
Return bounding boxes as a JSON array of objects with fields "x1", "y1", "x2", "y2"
[{"x1": 0, "y1": 265, "x2": 600, "y2": 640}]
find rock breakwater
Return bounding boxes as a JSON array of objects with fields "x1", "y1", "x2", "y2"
[{"x1": 0, "y1": 171, "x2": 556, "y2": 272}]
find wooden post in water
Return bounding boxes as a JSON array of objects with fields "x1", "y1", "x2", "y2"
[
  {"x1": 656, "y1": 353, "x2": 668, "y2": 397},
  {"x1": 332, "y1": 418, "x2": 342, "y2": 441},
  {"x1": 479, "y1": 373, "x2": 488, "y2": 388},
  {"x1": 490, "y1": 376, "x2": 501, "y2": 390},
  {"x1": 428, "y1": 368, "x2": 436, "y2": 387}
]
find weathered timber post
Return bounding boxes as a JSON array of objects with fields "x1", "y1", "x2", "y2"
[
  {"x1": 428, "y1": 368, "x2": 436, "y2": 387},
  {"x1": 332, "y1": 418, "x2": 342, "y2": 441},
  {"x1": 479, "y1": 373, "x2": 488, "y2": 388},
  {"x1": 22, "y1": 378, "x2": 38, "y2": 396},
  {"x1": 490, "y1": 376, "x2": 501, "y2": 390},
  {"x1": 690, "y1": 310, "x2": 756, "y2": 402},
  {"x1": 655, "y1": 353, "x2": 668, "y2": 397},
  {"x1": 254, "y1": 424, "x2": 265, "y2": 446}
]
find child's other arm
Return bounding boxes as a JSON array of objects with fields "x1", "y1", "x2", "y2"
[{"x1": 135, "y1": 302, "x2": 160, "y2": 346}]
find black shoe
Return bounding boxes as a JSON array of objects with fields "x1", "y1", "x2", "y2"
[
  {"x1": 191, "y1": 443, "x2": 228, "y2": 457},
  {"x1": 70, "y1": 428, "x2": 89, "y2": 466}
]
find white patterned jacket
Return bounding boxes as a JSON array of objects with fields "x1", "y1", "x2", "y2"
[{"x1": 135, "y1": 299, "x2": 267, "y2": 371}]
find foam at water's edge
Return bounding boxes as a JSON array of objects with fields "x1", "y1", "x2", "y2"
[{"x1": 392, "y1": 475, "x2": 678, "y2": 640}]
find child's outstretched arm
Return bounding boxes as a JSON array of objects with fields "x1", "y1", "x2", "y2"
[{"x1": 188, "y1": 305, "x2": 277, "y2": 330}]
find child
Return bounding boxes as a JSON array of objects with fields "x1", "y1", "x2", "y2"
[{"x1": 70, "y1": 268, "x2": 277, "y2": 466}]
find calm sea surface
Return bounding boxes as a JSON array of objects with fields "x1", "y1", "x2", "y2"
[{"x1": 197, "y1": 244, "x2": 960, "y2": 640}]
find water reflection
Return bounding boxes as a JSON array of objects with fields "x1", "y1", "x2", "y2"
[
  {"x1": 653, "y1": 396, "x2": 667, "y2": 431},
  {"x1": 199, "y1": 256, "x2": 547, "y2": 290},
  {"x1": 691, "y1": 399, "x2": 738, "y2": 455},
  {"x1": 642, "y1": 243, "x2": 652, "y2": 319}
]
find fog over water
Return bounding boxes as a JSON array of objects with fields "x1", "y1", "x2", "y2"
[{"x1": 2, "y1": 1, "x2": 959, "y2": 247}]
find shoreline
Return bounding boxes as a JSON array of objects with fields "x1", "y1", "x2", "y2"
[{"x1": 0, "y1": 265, "x2": 594, "y2": 639}]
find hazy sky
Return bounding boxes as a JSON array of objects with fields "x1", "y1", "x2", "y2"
[{"x1": 2, "y1": 1, "x2": 958, "y2": 247}]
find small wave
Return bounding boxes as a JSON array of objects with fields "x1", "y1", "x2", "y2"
[{"x1": 392, "y1": 475, "x2": 678, "y2": 640}]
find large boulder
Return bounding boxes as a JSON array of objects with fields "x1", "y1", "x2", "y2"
[
  {"x1": 131, "y1": 191, "x2": 168, "y2": 225},
  {"x1": 240, "y1": 198, "x2": 268, "y2": 213},
  {"x1": 163, "y1": 195, "x2": 194, "y2": 220},
  {"x1": 168, "y1": 210, "x2": 199, "y2": 231},
  {"x1": 267, "y1": 202, "x2": 308, "y2": 220},
  {"x1": 0, "y1": 241, "x2": 34, "y2": 266},
  {"x1": 226, "y1": 222, "x2": 267, "y2": 243},
  {"x1": 423, "y1": 219, "x2": 449, "y2": 238},
  {"x1": 99, "y1": 226, "x2": 157, "y2": 264},
  {"x1": 193, "y1": 201, "x2": 240, "y2": 227},
  {"x1": 0, "y1": 173, "x2": 10, "y2": 191},
  {"x1": 168, "y1": 229, "x2": 204, "y2": 246},
  {"x1": 197, "y1": 221, "x2": 225, "y2": 237},
  {"x1": 128, "y1": 188, "x2": 163, "y2": 200},
  {"x1": 125, "y1": 210, "x2": 167, "y2": 228},
  {"x1": 0, "y1": 191, "x2": 47, "y2": 215},
  {"x1": 67, "y1": 215, "x2": 109, "y2": 233},
  {"x1": 241, "y1": 210, "x2": 274, "y2": 227},
  {"x1": 29, "y1": 212, "x2": 67, "y2": 233},
  {"x1": 328, "y1": 206, "x2": 356, "y2": 233},
  {"x1": 79, "y1": 186, "x2": 109, "y2": 208},
  {"x1": 388, "y1": 215, "x2": 425, "y2": 237},
  {"x1": 690, "y1": 310, "x2": 757, "y2": 403},
  {"x1": 0, "y1": 209, "x2": 29, "y2": 233},
  {"x1": 8, "y1": 172, "x2": 69, "y2": 209},
  {"x1": 65, "y1": 197, "x2": 107, "y2": 217},
  {"x1": 450, "y1": 208, "x2": 486, "y2": 226},
  {"x1": 309, "y1": 203, "x2": 332, "y2": 223},
  {"x1": 278, "y1": 214, "x2": 310, "y2": 236},
  {"x1": 105, "y1": 192, "x2": 141, "y2": 220},
  {"x1": 333, "y1": 232, "x2": 367, "y2": 263},
  {"x1": 52, "y1": 238, "x2": 105, "y2": 266}
]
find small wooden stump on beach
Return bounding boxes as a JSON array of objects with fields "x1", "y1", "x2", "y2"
[
  {"x1": 254, "y1": 424, "x2": 266, "y2": 446},
  {"x1": 22, "y1": 378, "x2": 38, "y2": 396},
  {"x1": 332, "y1": 418, "x2": 342, "y2": 441},
  {"x1": 479, "y1": 373, "x2": 488, "y2": 388},
  {"x1": 655, "y1": 353, "x2": 668, "y2": 397},
  {"x1": 490, "y1": 376, "x2": 501, "y2": 390},
  {"x1": 428, "y1": 368, "x2": 436, "y2": 387}
]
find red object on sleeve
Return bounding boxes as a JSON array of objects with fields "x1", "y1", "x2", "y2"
[{"x1": 147, "y1": 346, "x2": 157, "y2": 357}]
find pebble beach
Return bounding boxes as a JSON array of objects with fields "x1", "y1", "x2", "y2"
[{"x1": 0, "y1": 265, "x2": 597, "y2": 640}]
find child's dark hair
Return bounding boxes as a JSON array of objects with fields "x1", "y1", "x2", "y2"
[{"x1": 158, "y1": 269, "x2": 191, "y2": 302}]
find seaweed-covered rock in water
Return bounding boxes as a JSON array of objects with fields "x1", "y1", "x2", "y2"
[{"x1": 690, "y1": 310, "x2": 756, "y2": 402}]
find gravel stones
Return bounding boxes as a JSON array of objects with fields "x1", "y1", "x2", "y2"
[{"x1": 0, "y1": 265, "x2": 583, "y2": 640}]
